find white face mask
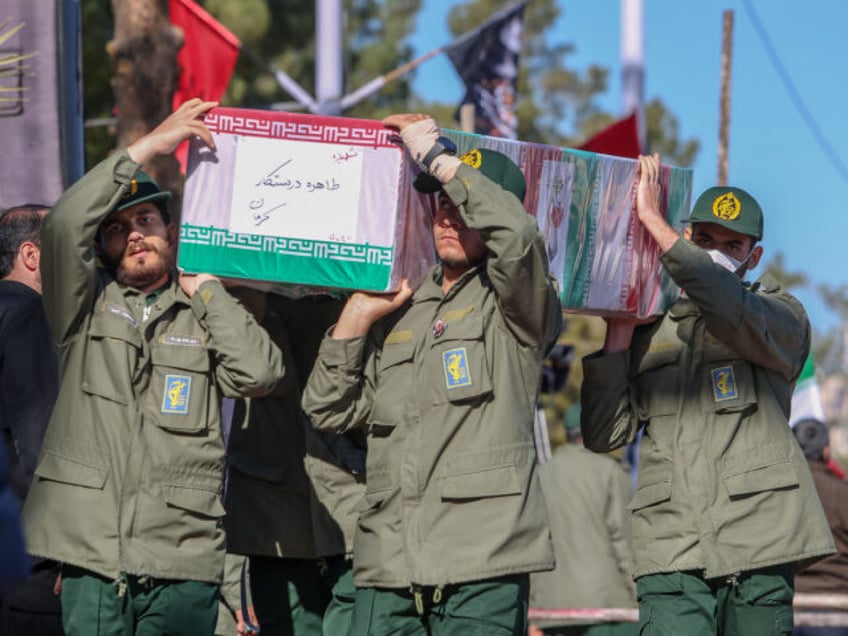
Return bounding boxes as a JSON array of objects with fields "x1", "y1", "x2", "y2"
[{"x1": 706, "y1": 248, "x2": 753, "y2": 276}]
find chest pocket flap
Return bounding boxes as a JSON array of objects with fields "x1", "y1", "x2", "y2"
[
  {"x1": 151, "y1": 342, "x2": 210, "y2": 373},
  {"x1": 88, "y1": 309, "x2": 142, "y2": 346},
  {"x1": 370, "y1": 337, "x2": 415, "y2": 432},
  {"x1": 635, "y1": 343, "x2": 680, "y2": 419},
  {"x1": 83, "y1": 310, "x2": 143, "y2": 405},
  {"x1": 378, "y1": 338, "x2": 414, "y2": 372}
]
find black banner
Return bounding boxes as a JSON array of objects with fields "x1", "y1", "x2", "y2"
[{"x1": 0, "y1": 0, "x2": 84, "y2": 209}]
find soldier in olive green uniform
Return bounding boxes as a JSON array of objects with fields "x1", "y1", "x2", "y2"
[
  {"x1": 22, "y1": 100, "x2": 285, "y2": 635},
  {"x1": 303, "y1": 113, "x2": 562, "y2": 635},
  {"x1": 580, "y1": 154, "x2": 835, "y2": 636},
  {"x1": 530, "y1": 404, "x2": 637, "y2": 636},
  {"x1": 224, "y1": 289, "x2": 365, "y2": 636}
]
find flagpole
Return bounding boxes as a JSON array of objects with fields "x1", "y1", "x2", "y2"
[
  {"x1": 621, "y1": 0, "x2": 645, "y2": 151},
  {"x1": 239, "y1": 44, "x2": 318, "y2": 113},
  {"x1": 341, "y1": 0, "x2": 526, "y2": 116},
  {"x1": 717, "y1": 10, "x2": 734, "y2": 186},
  {"x1": 339, "y1": 46, "x2": 443, "y2": 110},
  {"x1": 316, "y1": 0, "x2": 342, "y2": 115}
]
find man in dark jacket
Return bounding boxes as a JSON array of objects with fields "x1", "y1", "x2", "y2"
[
  {"x1": 224, "y1": 289, "x2": 365, "y2": 636},
  {"x1": 0, "y1": 204, "x2": 62, "y2": 634}
]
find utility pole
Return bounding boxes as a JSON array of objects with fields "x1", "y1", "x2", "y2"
[
  {"x1": 621, "y1": 0, "x2": 645, "y2": 150},
  {"x1": 717, "y1": 10, "x2": 734, "y2": 186}
]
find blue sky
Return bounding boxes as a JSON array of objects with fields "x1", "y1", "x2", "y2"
[{"x1": 409, "y1": 1, "x2": 848, "y2": 336}]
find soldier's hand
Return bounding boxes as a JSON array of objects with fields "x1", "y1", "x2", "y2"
[
  {"x1": 383, "y1": 113, "x2": 439, "y2": 165},
  {"x1": 332, "y1": 279, "x2": 414, "y2": 339},
  {"x1": 603, "y1": 314, "x2": 659, "y2": 354},
  {"x1": 235, "y1": 606, "x2": 260, "y2": 635},
  {"x1": 179, "y1": 272, "x2": 220, "y2": 297},
  {"x1": 635, "y1": 153, "x2": 663, "y2": 223},
  {"x1": 383, "y1": 113, "x2": 461, "y2": 183},
  {"x1": 382, "y1": 113, "x2": 432, "y2": 132},
  {"x1": 128, "y1": 98, "x2": 217, "y2": 165},
  {"x1": 633, "y1": 153, "x2": 680, "y2": 252}
]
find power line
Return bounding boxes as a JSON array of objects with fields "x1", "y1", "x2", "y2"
[{"x1": 741, "y1": 0, "x2": 848, "y2": 186}]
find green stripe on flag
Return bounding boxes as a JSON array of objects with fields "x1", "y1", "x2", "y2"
[{"x1": 177, "y1": 225, "x2": 394, "y2": 291}]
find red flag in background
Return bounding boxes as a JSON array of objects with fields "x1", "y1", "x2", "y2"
[
  {"x1": 577, "y1": 112, "x2": 641, "y2": 159},
  {"x1": 169, "y1": 0, "x2": 240, "y2": 171}
]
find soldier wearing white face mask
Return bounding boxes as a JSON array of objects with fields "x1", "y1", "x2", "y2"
[{"x1": 580, "y1": 156, "x2": 834, "y2": 636}]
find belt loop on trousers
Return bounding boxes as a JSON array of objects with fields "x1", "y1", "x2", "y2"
[
  {"x1": 432, "y1": 585, "x2": 443, "y2": 606},
  {"x1": 411, "y1": 584, "x2": 425, "y2": 616},
  {"x1": 113, "y1": 575, "x2": 128, "y2": 599}
]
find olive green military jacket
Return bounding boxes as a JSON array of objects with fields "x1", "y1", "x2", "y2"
[
  {"x1": 303, "y1": 164, "x2": 562, "y2": 588},
  {"x1": 530, "y1": 444, "x2": 636, "y2": 623},
  {"x1": 581, "y1": 238, "x2": 835, "y2": 580},
  {"x1": 22, "y1": 151, "x2": 284, "y2": 584},
  {"x1": 225, "y1": 292, "x2": 365, "y2": 560}
]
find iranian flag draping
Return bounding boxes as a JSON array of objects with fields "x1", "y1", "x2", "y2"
[
  {"x1": 168, "y1": 0, "x2": 240, "y2": 171},
  {"x1": 0, "y1": 0, "x2": 84, "y2": 208},
  {"x1": 789, "y1": 353, "x2": 825, "y2": 428}
]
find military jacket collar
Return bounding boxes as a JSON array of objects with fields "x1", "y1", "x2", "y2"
[{"x1": 416, "y1": 262, "x2": 487, "y2": 303}]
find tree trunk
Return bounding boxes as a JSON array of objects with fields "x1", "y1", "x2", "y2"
[{"x1": 107, "y1": 0, "x2": 183, "y2": 218}]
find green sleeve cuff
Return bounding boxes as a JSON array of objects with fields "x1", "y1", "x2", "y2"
[
  {"x1": 318, "y1": 333, "x2": 368, "y2": 370},
  {"x1": 219, "y1": 552, "x2": 250, "y2": 610},
  {"x1": 441, "y1": 163, "x2": 476, "y2": 205},
  {"x1": 583, "y1": 348, "x2": 631, "y2": 388},
  {"x1": 112, "y1": 150, "x2": 142, "y2": 186},
  {"x1": 660, "y1": 237, "x2": 714, "y2": 283}
]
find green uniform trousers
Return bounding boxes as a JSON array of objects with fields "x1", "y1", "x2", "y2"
[
  {"x1": 636, "y1": 566, "x2": 795, "y2": 636},
  {"x1": 60, "y1": 565, "x2": 218, "y2": 636},
  {"x1": 348, "y1": 574, "x2": 529, "y2": 636},
  {"x1": 323, "y1": 560, "x2": 355, "y2": 636},
  {"x1": 249, "y1": 555, "x2": 349, "y2": 636}
]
